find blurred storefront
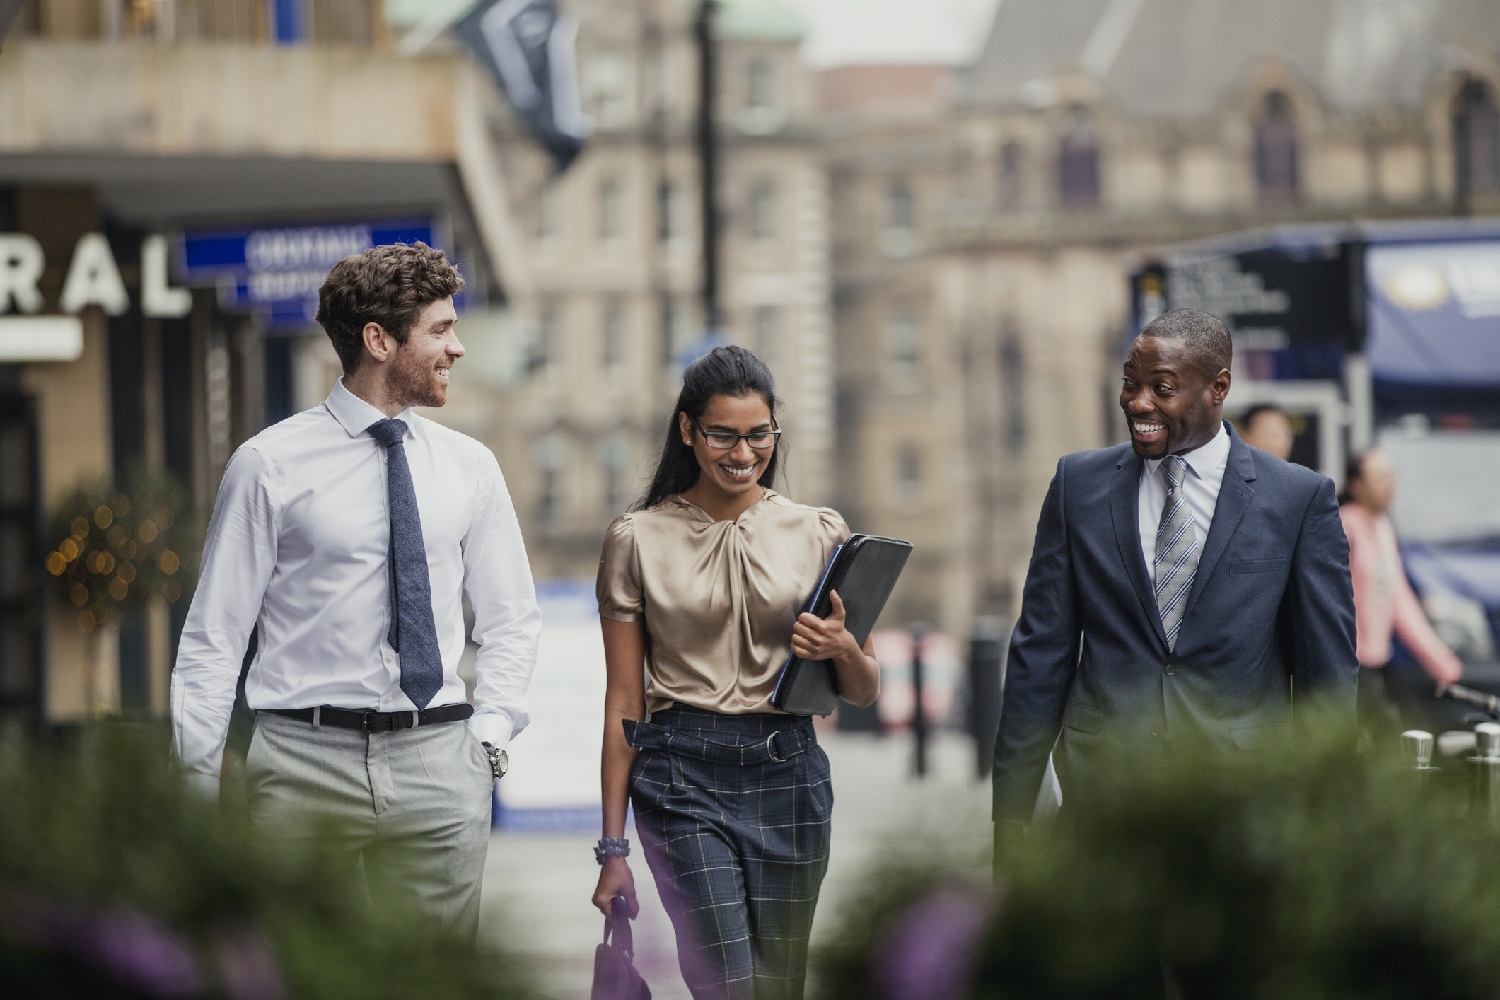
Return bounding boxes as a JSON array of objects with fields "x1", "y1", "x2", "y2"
[{"x1": 0, "y1": 0, "x2": 524, "y2": 734}]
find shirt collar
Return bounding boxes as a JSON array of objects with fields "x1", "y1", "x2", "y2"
[
  {"x1": 324, "y1": 379, "x2": 417, "y2": 440},
  {"x1": 1144, "y1": 420, "x2": 1230, "y2": 482}
]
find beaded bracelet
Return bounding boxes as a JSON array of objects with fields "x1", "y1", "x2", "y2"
[{"x1": 594, "y1": 837, "x2": 631, "y2": 865}]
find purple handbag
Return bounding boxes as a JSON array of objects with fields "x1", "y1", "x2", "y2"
[{"x1": 591, "y1": 896, "x2": 651, "y2": 1000}]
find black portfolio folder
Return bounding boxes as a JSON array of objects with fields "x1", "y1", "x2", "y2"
[{"x1": 771, "y1": 534, "x2": 913, "y2": 716}]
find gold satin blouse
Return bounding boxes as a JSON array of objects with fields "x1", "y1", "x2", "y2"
[{"x1": 596, "y1": 490, "x2": 850, "y2": 714}]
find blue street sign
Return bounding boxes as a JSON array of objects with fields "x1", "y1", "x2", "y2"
[{"x1": 176, "y1": 220, "x2": 446, "y2": 330}]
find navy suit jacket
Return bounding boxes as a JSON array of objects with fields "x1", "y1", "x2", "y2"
[{"x1": 992, "y1": 422, "x2": 1358, "y2": 821}]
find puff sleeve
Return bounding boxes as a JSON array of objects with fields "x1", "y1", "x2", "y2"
[{"x1": 596, "y1": 514, "x2": 645, "y2": 622}]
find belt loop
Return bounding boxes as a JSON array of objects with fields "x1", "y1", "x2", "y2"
[
  {"x1": 411, "y1": 710, "x2": 420, "y2": 729},
  {"x1": 312, "y1": 706, "x2": 321, "y2": 730}
]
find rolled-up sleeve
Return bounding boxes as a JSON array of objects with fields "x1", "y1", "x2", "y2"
[
  {"x1": 596, "y1": 515, "x2": 644, "y2": 623},
  {"x1": 463, "y1": 453, "x2": 541, "y2": 750},
  {"x1": 170, "y1": 445, "x2": 278, "y2": 782}
]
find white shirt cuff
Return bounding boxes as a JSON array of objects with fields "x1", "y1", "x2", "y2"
[{"x1": 469, "y1": 712, "x2": 515, "y2": 750}]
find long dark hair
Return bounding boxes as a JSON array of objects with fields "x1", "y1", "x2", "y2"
[{"x1": 636, "y1": 345, "x2": 781, "y2": 510}]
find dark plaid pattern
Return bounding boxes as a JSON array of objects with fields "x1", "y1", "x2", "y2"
[{"x1": 626, "y1": 705, "x2": 833, "y2": 1000}]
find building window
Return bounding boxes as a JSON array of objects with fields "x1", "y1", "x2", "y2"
[
  {"x1": 600, "y1": 434, "x2": 633, "y2": 515},
  {"x1": 747, "y1": 57, "x2": 775, "y2": 111},
  {"x1": 998, "y1": 141, "x2": 1025, "y2": 211},
  {"x1": 894, "y1": 445, "x2": 922, "y2": 510},
  {"x1": 535, "y1": 433, "x2": 569, "y2": 529},
  {"x1": 534, "y1": 179, "x2": 560, "y2": 243},
  {"x1": 1254, "y1": 91, "x2": 1300, "y2": 203},
  {"x1": 1058, "y1": 106, "x2": 1101, "y2": 209},
  {"x1": 660, "y1": 296, "x2": 681, "y2": 365},
  {"x1": 1000, "y1": 326, "x2": 1026, "y2": 454},
  {"x1": 599, "y1": 178, "x2": 622, "y2": 244},
  {"x1": 887, "y1": 179, "x2": 914, "y2": 234},
  {"x1": 753, "y1": 305, "x2": 778, "y2": 363},
  {"x1": 530, "y1": 299, "x2": 560, "y2": 374},
  {"x1": 1454, "y1": 78, "x2": 1500, "y2": 205},
  {"x1": 602, "y1": 298, "x2": 626, "y2": 370},
  {"x1": 590, "y1": 49, "x2": 630, "y2": 126},
  {"x1": 885, "y1": 304, "x2": 919, "y2": 386},
  {"x1": 657, "y1": 179, "x2": 682, "y2": 244},
  {"x1": 748, "y1": 180, "x2": 776, "y2": 241}
]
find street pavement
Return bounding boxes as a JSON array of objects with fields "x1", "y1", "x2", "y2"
[{"x1": 479, "y1": 730, "x2": 992, "y2": 999}]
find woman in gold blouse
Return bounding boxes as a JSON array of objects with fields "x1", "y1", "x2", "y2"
[{"x1": 591, "y1": 346, "x2": 878, "y2": 1000}]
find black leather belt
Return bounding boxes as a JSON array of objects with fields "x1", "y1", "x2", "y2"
[{"x1": 260, "y1": 703, "x2": 473, "y2": 733}]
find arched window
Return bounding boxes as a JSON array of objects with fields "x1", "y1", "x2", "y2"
[
  {"x1": 1057, "y1": 107, "x2": 1101, "y2": 209},
  {"x1": 997, "y1": 141, "x2": 1025, "y2": 211},
  {"x1": 1254, "y1": 92, "x2": 1300, "y2": 203},
  {"x1": 1454, "y1": 78, "x2": 1500, "y2": 207},
  {"x1": 748, "y1": 180, "x2": 777, "y2": 241}
]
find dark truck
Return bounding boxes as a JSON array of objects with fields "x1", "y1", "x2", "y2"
[{"x1": 1131, "y1": 219, "x2": 1500, "y2": 730}]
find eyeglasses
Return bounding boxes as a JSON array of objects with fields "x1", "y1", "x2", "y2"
[{"x1": 691, "y1": 417, "x2": 781, "y2": 451}]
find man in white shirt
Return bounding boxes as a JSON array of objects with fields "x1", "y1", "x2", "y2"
[{"x1": 171, "y1": 242, "x2": 540, "y2": 937}]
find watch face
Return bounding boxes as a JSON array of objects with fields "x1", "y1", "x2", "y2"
[{"x1": 492, "y1": 747, "x2": 509, "y2": 778}]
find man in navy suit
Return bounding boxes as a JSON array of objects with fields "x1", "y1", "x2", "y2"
[{"x1": 992, "y1": 308, "x2": 1357, "y2": 836}]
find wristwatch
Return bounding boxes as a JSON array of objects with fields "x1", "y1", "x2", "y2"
[{"x1": 481, "y1": 741, "x2": 509, "y2": 780}]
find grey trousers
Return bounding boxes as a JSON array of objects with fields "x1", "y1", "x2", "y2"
[{"x1": 245, "y1": 711, "x2": 495, "y2": 938}]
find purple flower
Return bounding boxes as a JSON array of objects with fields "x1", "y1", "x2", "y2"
[
  {"x1": 215, "y1": 926, "x2": 288, "y2": 1000},
  {"x1": 87, "y1": 907, "x2": 204, "y2": 997},
  {"x1": 874, "y1": 882, "x2": 996, "y2": 1000}
]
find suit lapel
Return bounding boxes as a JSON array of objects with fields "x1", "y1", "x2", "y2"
[
  {"x1": 1184, "y1": 427, "x2": 1259, "y2": 617},
  {"x1": 1111, "y1": 451, "x2": 1168, "y2": 649}
]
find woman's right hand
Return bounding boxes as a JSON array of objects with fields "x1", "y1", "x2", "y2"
[{"x1": 592, "y1": 856, "x2": 639, "y2": 918}]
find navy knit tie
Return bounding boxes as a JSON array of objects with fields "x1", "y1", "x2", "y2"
[{"x1": 367, "y1": 418, "x2": 443, "y2": 709}]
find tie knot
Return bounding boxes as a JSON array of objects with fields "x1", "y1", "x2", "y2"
[
  {"x1": 1163, "y1": 455, "x2": 1188, "y2": 490},
  {"x1": 367, "y1": 418, "x2": 408, "y2": 449}
]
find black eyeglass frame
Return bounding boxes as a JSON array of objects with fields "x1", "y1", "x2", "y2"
[{"x1": 689, "y1": 417, "x2": 782, "y2": 451}]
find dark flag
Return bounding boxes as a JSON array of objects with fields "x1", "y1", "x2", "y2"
[
  {"x1": 455, "y1": 0, "x2": 592, "y2": 173},
  {"x1": 1, "y1": 0, "x2": 25, "y2": 49}
]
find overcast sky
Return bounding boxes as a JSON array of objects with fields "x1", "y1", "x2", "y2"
[{"x1": 776, "y1": 0, "x2": 1002, "y2": 68}]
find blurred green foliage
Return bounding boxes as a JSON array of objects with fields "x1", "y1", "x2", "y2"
[
  {"x1": 0, "y1": 725, "x2": 540, "y2": 999},
  {"x1": 44, "y1": 464, "x2": 200, "y2": 634},
  {"x1": 817, "y1": 732, "x2": 1500, "y2": 1000}
]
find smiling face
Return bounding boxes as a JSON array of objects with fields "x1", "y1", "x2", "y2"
[
  {"x1": 386, "y1": 297, "x2": 462, "y2": 408},
  {"x1": 1120, "y1": 335, "x2": 1231, "y2": 459},
  {"x1": 678, "y1": 392, "x2": 776, "y2": 502}
]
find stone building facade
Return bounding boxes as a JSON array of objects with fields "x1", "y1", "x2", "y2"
[{"x1": 826, "y1": 0, "x2": 1500, "y2": 639}]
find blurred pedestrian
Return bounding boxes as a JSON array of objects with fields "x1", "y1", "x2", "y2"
[
  {"x1": 993, "y1": 309, "x2": 1356, "y2": 856},
  {"x1": 1238, "y1": 403, "x2": 1294, "y2": 461},
  {"x1": 171, "y1": 243, "x2": 540, "y2": 938},
  {"x1": 1339, "y1": 449, "x2": 1463, "y2": 738},
  {"x1": 591, "y1": 346, "x2": 879, "y2": 1000}
]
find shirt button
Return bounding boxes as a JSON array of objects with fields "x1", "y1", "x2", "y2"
[{"x1": 384, "y1": 654, "x2": 393, "y2": 664}]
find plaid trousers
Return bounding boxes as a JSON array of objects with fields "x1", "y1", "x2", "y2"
[{"x1": 626, "y1": 705, "x2": 833, "y2": 1000}]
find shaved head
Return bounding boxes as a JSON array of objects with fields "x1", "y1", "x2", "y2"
[{"x1": 1139, "y1": 308, "x2": 1232, "y2": 379}]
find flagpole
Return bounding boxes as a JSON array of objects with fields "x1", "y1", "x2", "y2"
[{"x1": 694, "y1": 0, "x2": 723, "y2": 334}]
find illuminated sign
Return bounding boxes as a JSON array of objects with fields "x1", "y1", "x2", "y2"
[{"x1": 0, "y1": 234, "x2": 190, "y2": 362}]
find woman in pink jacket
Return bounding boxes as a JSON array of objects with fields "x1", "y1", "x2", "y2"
[{"x1": 1339, "y1": 449, "x2": 1462, "y2": 736}]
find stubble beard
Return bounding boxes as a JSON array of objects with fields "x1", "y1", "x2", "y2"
[{"x1": 389, "y1": 345, "x2": 447, "y2": 409}]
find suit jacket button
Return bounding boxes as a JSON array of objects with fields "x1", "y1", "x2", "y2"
[
  {"x1": 1150, "y1": 726, "x2": 1161, "y2": 737},
  {"x1": 1164, "y1": 664, "x2": 1175, "y2": 675}
]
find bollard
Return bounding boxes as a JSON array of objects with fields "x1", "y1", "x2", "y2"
[
  {"x1": 1402, "y1": 730, "x2": 1439, "y2": 786},
  {"x1": 1471, "y1": 722, "x2": 1500, "y2": 828},
  {"x1": 967, "y1": 630, "x2": 1004, "y2": 781},
  {"x1": 909, "y1": 623, "x2": 930, "y2": 779}
]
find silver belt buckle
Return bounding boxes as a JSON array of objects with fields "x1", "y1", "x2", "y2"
[{"x1": 765, "y1": 730, "x2": 788, "y2": 763}]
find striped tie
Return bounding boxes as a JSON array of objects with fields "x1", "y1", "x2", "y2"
[{"x1": 1153, "y1": 456, "x2": 1200, "y2": 651}]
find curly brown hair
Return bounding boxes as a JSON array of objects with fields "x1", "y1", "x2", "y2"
[{"x1": 315, "y1": 242, "x2": 466, "y2": 374}]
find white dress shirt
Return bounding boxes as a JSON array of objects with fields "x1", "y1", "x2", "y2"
[
  {"x1": 171, "y1": 380, "x2": 541, "y2": 781},
  {"x1": 1137, "y1": 421, "x2": 1231, "y2": 578}
]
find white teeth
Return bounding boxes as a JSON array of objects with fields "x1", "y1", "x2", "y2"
[
  {"x1": 1134, "y1": 421, "x2": 1163, "y2": 433},
  {"x1": 722, "y1": 465, "x2": 754, "y2": 476}
]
